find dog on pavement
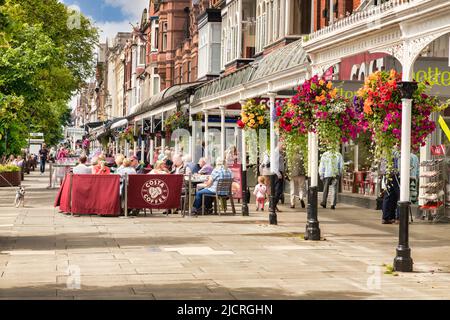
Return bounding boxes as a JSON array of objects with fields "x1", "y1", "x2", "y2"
[{"x1": 14, "y1": 186, "x2": 25, "y2": 208}]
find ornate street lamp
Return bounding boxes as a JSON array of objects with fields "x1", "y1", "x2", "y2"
[{"x1": 393, "y1": 80, "x2": 417, "y2": 272}]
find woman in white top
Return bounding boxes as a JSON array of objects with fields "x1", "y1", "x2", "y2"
[
  {"x1": 149, "y1": 160, "x2": 168, "y2": 174},
  {"x1": 116, "y1": 158, "x2": 137, "y2": 176}
]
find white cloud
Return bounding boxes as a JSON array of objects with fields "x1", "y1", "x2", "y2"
[
  {"x1": 103, "y1": 0, "x2": 148, "y2": 22},
  {"x1": 95, "y1": 0, "x2": 148, "y2": 43},
  {"x1": 97, "y1": 19, "x2": 132, "y2": 43}
]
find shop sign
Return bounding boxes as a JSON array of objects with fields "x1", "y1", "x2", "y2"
[{"x1": 431, "y1": 144, "x2": 446, "y2": 156}]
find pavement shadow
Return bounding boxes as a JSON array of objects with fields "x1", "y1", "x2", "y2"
[
  {"x1": 0, "y1": 233, "x2": 211, "y2": 251},
  {"x1": 0, "y1": 281, "x2": 377, "y2": 300}
]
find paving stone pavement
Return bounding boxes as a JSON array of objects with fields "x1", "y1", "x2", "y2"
[{"x1": 1, "y1": 170, "x2": 450, "y2": 299}]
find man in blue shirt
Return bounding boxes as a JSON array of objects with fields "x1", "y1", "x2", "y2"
[
  {"x1": 192, "y1": 157, "x2": 233, "y2": 214},
  {"x1": 319, "y1": 150, "x2": 343, "y2": 209}
]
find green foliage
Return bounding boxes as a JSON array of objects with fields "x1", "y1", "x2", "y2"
[
  {"x1": 383, "y1": 264, "x2": 399, "y2": 276},
  {"x1": 284, "y1": 134, "x2": 308, "y2": 178},
  {"x1": 0, "y1": 0, "x2": 98, "y2": 155},
  {"x1": 0, "y1": 164, "x2": 20, "y2": 172},
  {"x1": 165, "y1": 111, "x2": 190, "y2": 132}
]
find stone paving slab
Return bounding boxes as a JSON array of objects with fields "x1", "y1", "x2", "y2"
[{"x1": 2, "y1": 171, "x2": 450, "y2": 299}]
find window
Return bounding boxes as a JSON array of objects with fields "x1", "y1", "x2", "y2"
[
  {"x1": 152, "y1": 68, "x2": 160, "y2": 95},
  {"x1": 139, "y1": 45, "x2": 146, "y2": 65},
  {"x1": 178, "y1": 65, "x2": 182, "y2": 84},
  {"x1": 187, "y1": 61, "x2": 191, "y2": 82},
  {"x1": 151, "y1": 22, "x2": 159, "y2": 52},
  {"x1": 162, "y1": 22, "x2": 168, "y2": 51}
]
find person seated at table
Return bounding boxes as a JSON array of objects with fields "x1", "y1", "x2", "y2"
[
  {"x1": 163, "y1": 149, "x2": 172, "y2": 161},
  {"x1": 149, "y1": 160, "x2": 168, "y2": 174},
  {"x1": 7, "y1": 155, "x2": 15, "y2": 164},
  {"x1": 195, "y1": 157, "x2": 213, "y2": 175},
  {"x1": 172, "y1": 154, "x2": 186, "y2": 174},
  {"x1": 92, "y1": 155, "x2": 110, "y2": 175},
  {"x1": 183, "y1": 155, "x2": 196, "y2": 174},
  {"x1": 165, "y1": 159, "x2": 174, "y2": 173},
  {"x1": 116, "y1": 158, "x2": 136, "y2": 176},
  {"x1": 130, "y1": 155, "x2": 145, "y2": 174},
  {"x1": 111, "y1": 154, "x2": 125, "y2": 173},
  {"x1": 192, "y1": 157, "x2": 233, "y2": 215},
  {"x1": 73, "y1": 155, "x2": 91, "y2": 174},
  {"x1": 12, "y1": 156, "x2": 24, "y2": 167}
]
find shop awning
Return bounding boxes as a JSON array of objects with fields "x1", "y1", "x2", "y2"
[
  {"x1": 128, "y1": 82, "x2": 204, "y2": 121},
  {"x1": 192, "y1": 39, "x2": 308, "y2": 105},
  {"x1": 85, "y1": 121, "x2": 107, "y2": 130},
  {"x1": 110, "y1": 118, "x2": 128, "y2": 130}
]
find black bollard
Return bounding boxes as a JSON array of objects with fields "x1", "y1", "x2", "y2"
[
  {"x1": 305, "y1": 185, "x2": 320, "y2": 240},
  {"x1": 241, "y1": 166, "x2": 249, "y2": 216},
  {"x1": 269, "y1": 173, "x2": 277, "y2": 225},
  {"x1": 393, "y1": 201, "x2": 413, "y2": 272}
]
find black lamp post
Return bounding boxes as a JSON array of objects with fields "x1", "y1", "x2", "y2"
[
  {"x1": 241, "y1": 163, "x2": 249, "y2": 216},
  {"x1": 239, "y1": 126, "x2": 249, "y2": 216},
  {"x1": 393, "y1": 81, "x2": 417, "y2": 273},
  {"x1": 304, "y1": 132, "x2": 321, "y2": 240},
  {"x1": 269, "y1": 173, "x2": 278, "y2": 225}
]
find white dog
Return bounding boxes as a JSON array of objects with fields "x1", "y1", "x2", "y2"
[{"x1": 14, "y1": 186, "x2": 25, "y2": 208}]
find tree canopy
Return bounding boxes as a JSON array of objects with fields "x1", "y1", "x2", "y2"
[{"x1": 0, "y1": 0, "x2": 98, "y2": 156}]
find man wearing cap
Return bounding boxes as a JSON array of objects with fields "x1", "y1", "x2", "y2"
[{"x1": 192, "y1": 157, "x2": 233, "y2": 214}]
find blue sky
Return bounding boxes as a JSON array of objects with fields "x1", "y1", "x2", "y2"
[{"x1": 60, "y1": 0, "x2": 148, "y2": 42}]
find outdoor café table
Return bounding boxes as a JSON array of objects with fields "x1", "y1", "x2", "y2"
[{"x1": 184, "y1": 174, "x2": 209, "y2": 217}]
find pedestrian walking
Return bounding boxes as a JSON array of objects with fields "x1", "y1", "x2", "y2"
[
  {"x1": 319, "y1": 149, "x2": 343, "y2": 209},
  {"x1": 38, "y1": 143, "x2": 49, "y2": 175},
  {"x1": 381, "y1": 150, "x2": 400, "y2": 224},
  {"x1": 289, "y1": 152, "x2": 307, "y2": 209}
]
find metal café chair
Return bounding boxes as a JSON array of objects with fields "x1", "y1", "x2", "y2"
[{"x1": 201, "y1": 178, "x2": 236, "y2": 216}]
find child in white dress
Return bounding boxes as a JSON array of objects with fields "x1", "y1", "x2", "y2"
[{"x1": 253, "y1": 176, "x2": 267, "y2": 211}]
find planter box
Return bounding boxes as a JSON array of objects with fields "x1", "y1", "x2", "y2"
[{"x1": 0, "y1": 171, "x2": 21, "y2": 187}]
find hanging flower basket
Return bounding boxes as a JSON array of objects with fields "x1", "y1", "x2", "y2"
[
  {"x1": 119, "y1": 126, "x2": 135, "y2": 144},
  {"x1": 353, "y1": 69, "x2": 448, "y2": 171},
  {"x1": 275, "y1": 76, "x2": 360, "y2": 174},
  {"x1": 165, "y1": 111, "x2": 189, "y2": 133},
  {"x1": 237, "y1": 99, "x2": 269, "y2": 131}
]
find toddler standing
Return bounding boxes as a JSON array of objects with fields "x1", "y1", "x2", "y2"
[{"x1": 253, "y1": 176, "x2": 267, "y2": 211}]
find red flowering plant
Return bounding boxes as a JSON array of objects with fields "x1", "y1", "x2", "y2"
[
  {"x1": 275, "y1": 98, "x2": 310, "y2": 175},
  {"x1": 276, "y1": 75, "x2": 359, "y2": 150},
  {"x1": 275, "y1": 75, "x2": 360, "y2": 174},
  {"x1": 353, "y1": 69, "x2": 447, "y2": 172},
  {"x1": 310, "y1": 78, "x2": 360, "y2": 152}
]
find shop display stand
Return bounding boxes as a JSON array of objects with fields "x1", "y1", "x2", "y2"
[{"x1": 418, "y1": 156, "x2": 448, "y2": 223}]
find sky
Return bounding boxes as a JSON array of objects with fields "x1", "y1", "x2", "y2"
[
  {"x1": 60, "y1": 0, "x2": 148, "y2": 43},
  {"x1": 59, "y1": 0, "x2": 148, "y2": 110}
]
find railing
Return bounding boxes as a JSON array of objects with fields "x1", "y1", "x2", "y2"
[{"x1": 305, "y1": 0, "x2": 423, "y2": 43}]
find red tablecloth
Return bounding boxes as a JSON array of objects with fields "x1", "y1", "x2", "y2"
[
  {"x1": 54, "y1": 174, "x2": 121, "y2": 216},
  {"x1": 127, "y1": 174, "x2": 183, "y2": 209}
]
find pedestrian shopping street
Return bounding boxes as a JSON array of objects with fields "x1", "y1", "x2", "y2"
[{"x1": 1, "y1": 170, "x2": 450, "y2": 300}]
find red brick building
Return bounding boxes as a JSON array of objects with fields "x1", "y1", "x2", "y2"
[{"x1": 152, "y1": 0, "x2": 192, "y2": 90}]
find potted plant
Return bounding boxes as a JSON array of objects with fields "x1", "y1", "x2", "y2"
[{"x1": 0, "y1": 164, "x2": 21, "y2": 187}]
